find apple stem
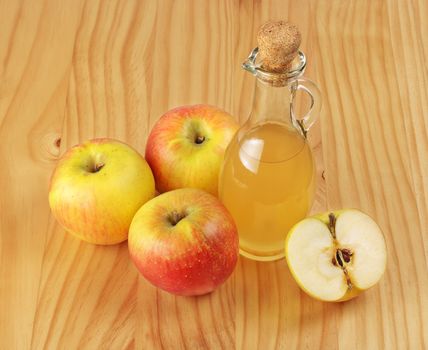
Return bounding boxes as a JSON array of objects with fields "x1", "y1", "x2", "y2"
[
  {"x1": 168, "y1": 211, "x2": 186, "y2": 226},
  {"x1": 93, "y1": 163, "x2": 105, "y2": 172},
  {"x1": 328, "y1": 213, "x2": 336, "y2": 239},
  {"x1": 195, "y1": 135, "x2": 205, "y2": 144}
]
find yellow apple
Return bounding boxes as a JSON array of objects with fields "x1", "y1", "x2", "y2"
[
  {"x1": 145, "y1": 105, "x2": 238, "y2": 196},
  {"x1": 285, "y1": 209, "x2": 387, "y2": 302},
  {"x1": 49, "y1": 138, "x2": 155, "y2": 245}
]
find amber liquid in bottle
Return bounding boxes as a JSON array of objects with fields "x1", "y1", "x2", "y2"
[{"x1": 219, "y1": 122, "x2": 315, "y2": 260}]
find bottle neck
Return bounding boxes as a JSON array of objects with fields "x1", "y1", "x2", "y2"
[{"x1": 249, "y1": 77, "x2": 294, "y2": 128}]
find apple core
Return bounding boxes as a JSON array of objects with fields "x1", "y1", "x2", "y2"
[
  {"x1": 328, "y1": 212, "x2": 353, "y2": 290},
  {"x1": 332, "y1": 248, "x2": 352, "y2": 267}
]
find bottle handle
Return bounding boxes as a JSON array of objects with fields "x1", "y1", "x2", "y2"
[{"x1": 291, "y1": 78, "x2": 322, "y2": 138}]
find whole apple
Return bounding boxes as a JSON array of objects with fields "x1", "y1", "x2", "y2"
[
  {"x1": 145, "y1": 105, "x2": 239, "y2": 196},
  {"x1": 128, "y1": 188, "x2": 239, "y2": 296},
  {"x1": 49, "y1": 138, "x2": 155, "y2": 245}
]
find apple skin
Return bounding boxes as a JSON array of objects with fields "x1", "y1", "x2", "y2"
[
  {"x1": 49, "y1": 138, "x2": 155, "y2": 245},
  {"x1": 285, "y1": 209, "x2": 384, "y2": 302},
  {"x1": 145, "y1": 105, "x2": 239, "y2": 196},
  {"x1": 128, "y1": 188, "x2": 239, "y2": 296}
]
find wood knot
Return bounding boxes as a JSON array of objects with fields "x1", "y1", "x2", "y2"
[{"x1": 36, "y1": 132, "x2": 62, "y2": 161}]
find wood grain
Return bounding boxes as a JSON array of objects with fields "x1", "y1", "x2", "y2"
[
  {"x1": 0, "y1": 0, "x2": 427, "y2": 349},
  {"x1": 314, "y1": 1, "x2": 428, "y2": 349},
  {"x1": 0, "y1": 1, "x2": 84, "y2": 348}
]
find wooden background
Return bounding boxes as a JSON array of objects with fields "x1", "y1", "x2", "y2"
[{"x1": 1, "y1": 0, "x2": 427, "y2": 349}]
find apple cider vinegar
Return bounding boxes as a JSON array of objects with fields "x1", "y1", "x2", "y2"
[
  {"x1": 218, "y1": 21, "x2": 322, "y2": 261},
  {"x1": 219, "y1": 123, "x2": 315, "y2": 260}
]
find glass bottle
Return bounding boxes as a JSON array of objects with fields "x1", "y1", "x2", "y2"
[{"x1": 218, "y1": 46, "x2": 321, "y2": 261}]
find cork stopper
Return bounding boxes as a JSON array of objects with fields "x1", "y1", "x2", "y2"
[{"x1": 257, "y1": 21, "x2": 301, "y2": 73}]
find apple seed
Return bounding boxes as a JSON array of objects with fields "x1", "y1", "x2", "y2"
[
  {"x1": 341, "y1": 248, "x2": 353, "y2": 263},
  {"x1": 334, "y1": 248, "x2": 352, "y2": 267}
]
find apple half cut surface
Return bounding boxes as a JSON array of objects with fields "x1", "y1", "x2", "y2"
[{"x1": 285, "y1": 209, "x2": 387, "y2": 302}]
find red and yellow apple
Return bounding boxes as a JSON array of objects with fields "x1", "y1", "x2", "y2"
[
  {"x1": 145, "y1": 105, "x2": 238, "y2": 196},
  {"x1": 285, "y1": 209, "x2": 387, "y2": 302},
  {"x1": 128, "y1": 188, "x2": 239, "y2": 296},
  {"x1": 49, "y1": 138, "x2": 155, "y2": 245}
]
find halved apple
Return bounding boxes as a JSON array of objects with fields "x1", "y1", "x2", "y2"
[{"x1": 285, "y1": 209, "x2": 387, "y2": 302}]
